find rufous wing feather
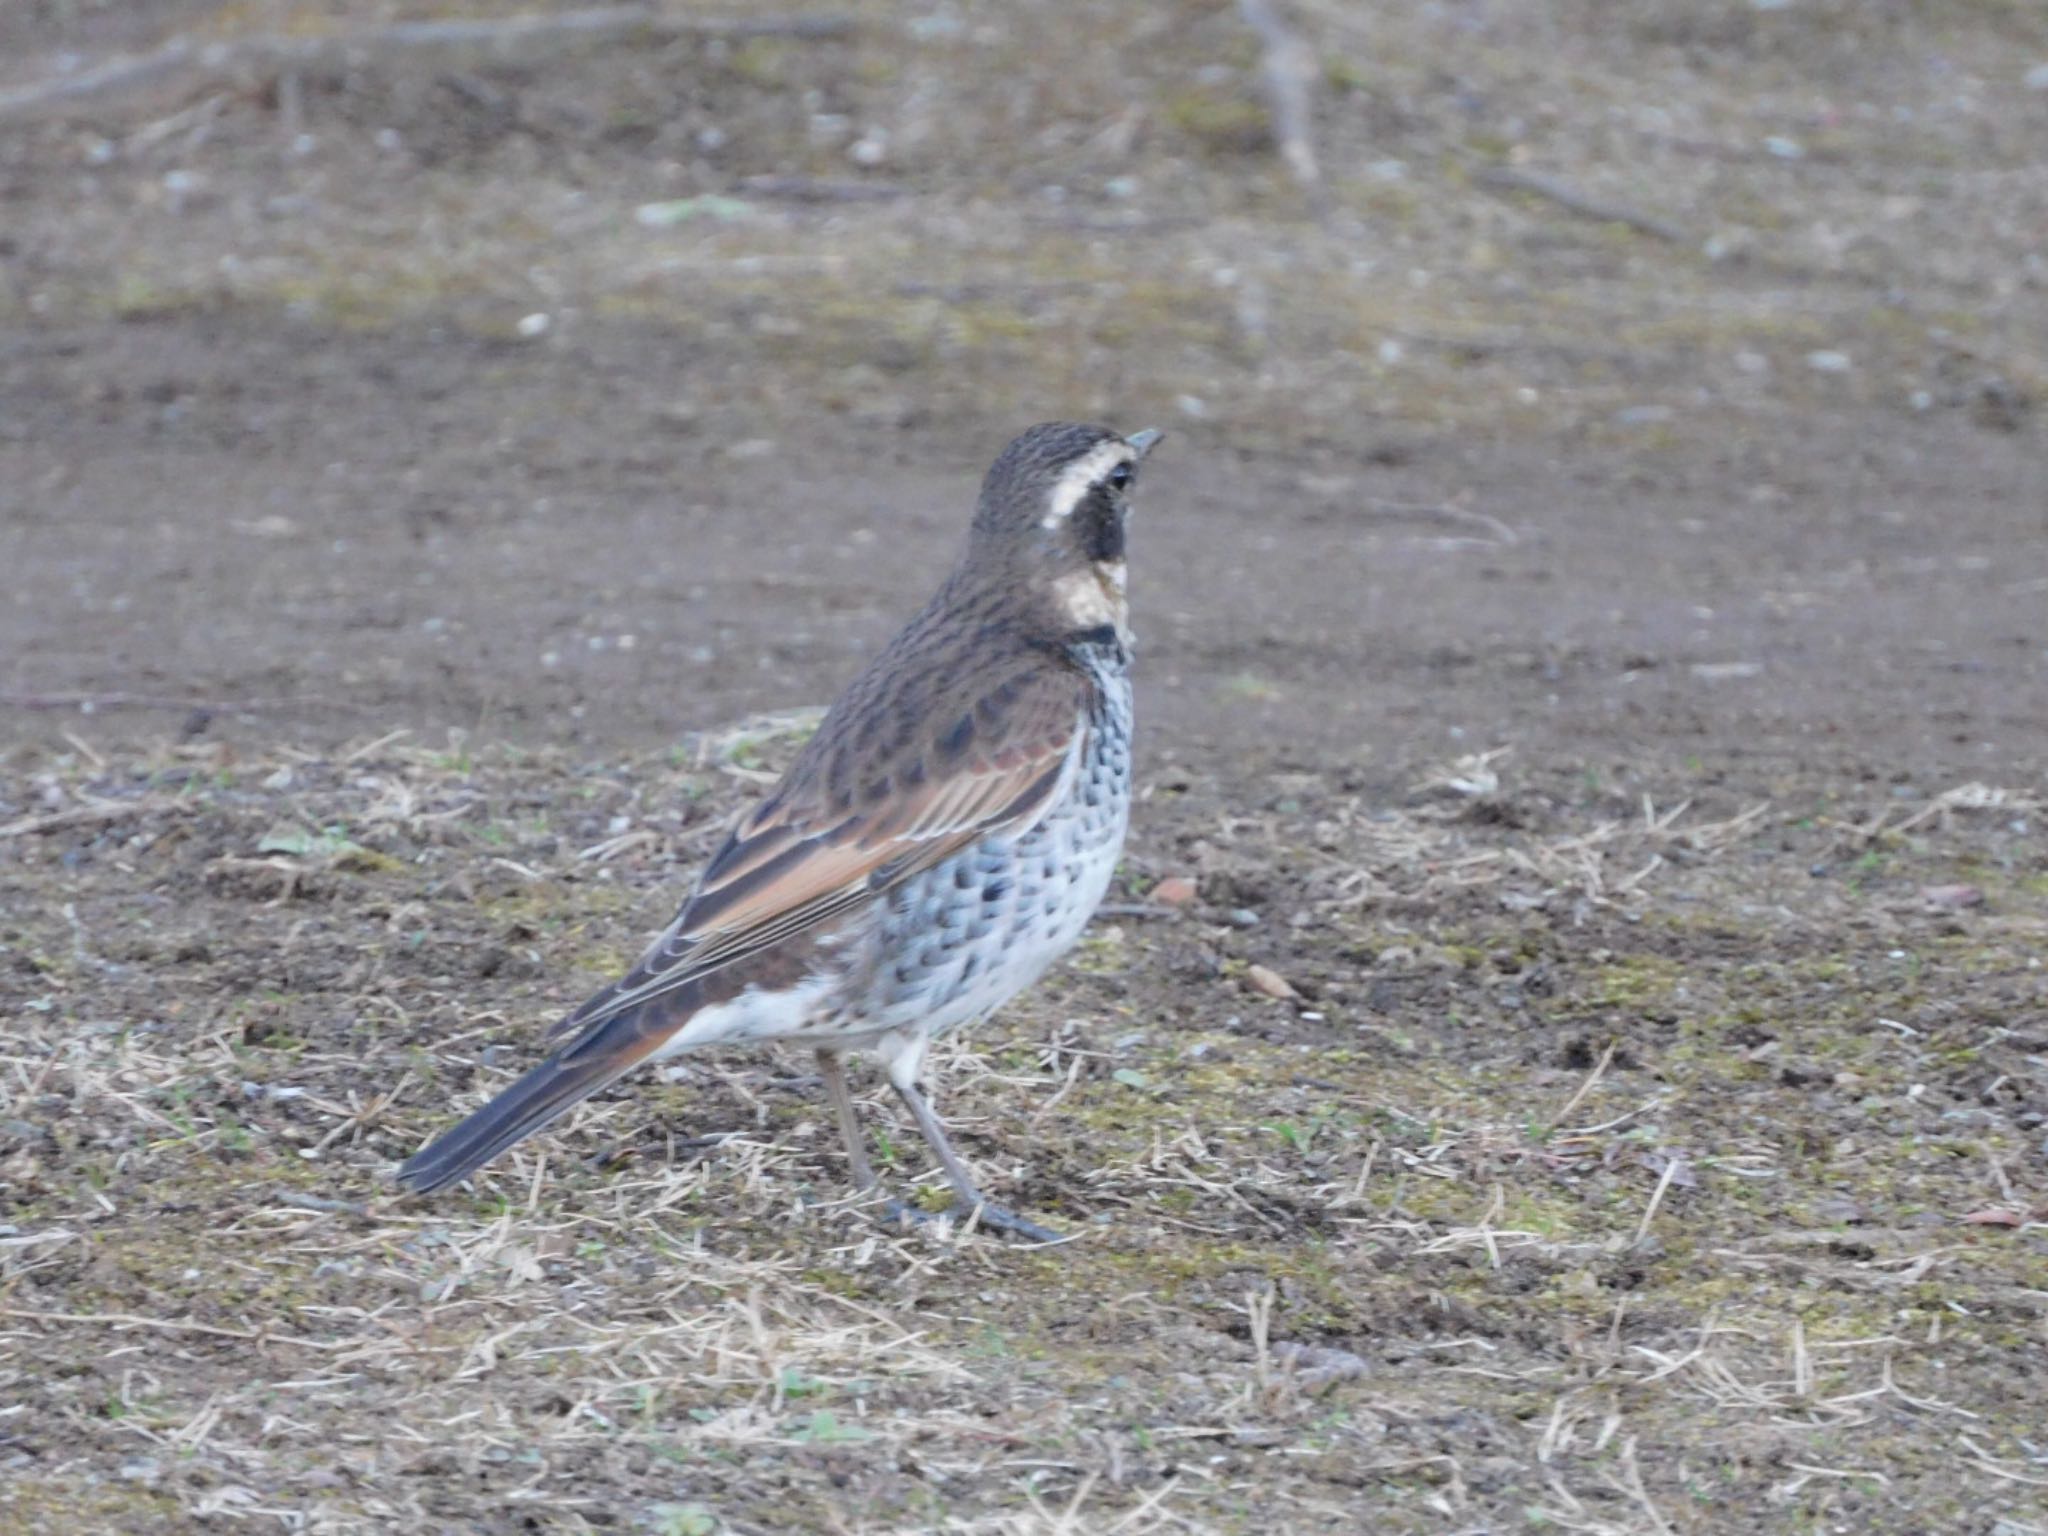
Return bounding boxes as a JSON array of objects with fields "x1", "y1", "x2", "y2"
[{"x1": 542, "y1": 662, "x2": 1091, "y2": 1048}]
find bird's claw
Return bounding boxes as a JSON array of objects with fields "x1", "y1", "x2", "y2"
[{"x1": 879, "y1": 1195, "x2": 1068, "y2": 1245}]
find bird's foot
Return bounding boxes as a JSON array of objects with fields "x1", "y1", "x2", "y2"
[{"x1": 879, "y1": 1195, "x2": 1068, "y2": 1245}]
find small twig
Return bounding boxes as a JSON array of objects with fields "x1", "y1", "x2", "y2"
[
  {"x1": 1777, "y1": 1462, "x2": 1891, "y2": 1499},
  {"x1": 1475, "y1": 164, "x2": 1692, "y2": 246},
  {"x1": 1552, "y1": 1040, "x2": 1618, "y2": 1127},
  {"x1": 0, "y1": 689, "x2": 361, "y2": 715},
  {"x1": 272, "y1": 1191, "x2": 370, "y2": 1217},
  {"x1": 1632, "y1": 1153, "x2": 1684, "y2": 1248},
  {"x1": 1028, "y1": 1051, "x2": 1088, "y2": 1128},
  {"x1": 1238, "y1": 0, "x2": 1326, "y2": 214},
  {"x1": 1604, "y1": 1436, "x2": 1677, "y2": 1536},
  {"x1": 0, "y1": 1307, "x2": 338, "y2": 1349},
  {"x1": 1959, "y1": 1435, "x2": 2048, "y2": 1488},
  {"x1": 736, "y1": 175, "x2": 909, "y2": 203},
  {"x1": 1245, "y1": 1285, "x2": 1276, "y2": 1394},
  {"x1": 59, "y1": 730, "x2": 107, "y2": 772},
  {"x1": 0, "y1": 9, "x2": 855, "y2": 123},
  {"x1": 0, "y1": 797, "x2": 172, "y2": 840},
  {"x1": 61, "y1": 901, "x2": 113, "y2": 973},
  {"x1": 1352, "y1": 497, "x2": 1520, "y2": 547}
]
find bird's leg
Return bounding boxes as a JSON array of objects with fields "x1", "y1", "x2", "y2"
[
  {"x1": 884, "y1": 1061, "x2": 1067, "y2": 1245},
  {"x1": 816, "y1": 1049, "x2": 878, "y2": 1193}
]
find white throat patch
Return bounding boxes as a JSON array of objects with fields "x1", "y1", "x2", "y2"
[
  {"x1": 1052, "y1": 562, "x2": 1130, "y2": 635},
  {"x1": 1040, "y1": 441, "x2": 1137, "y2": 530}
]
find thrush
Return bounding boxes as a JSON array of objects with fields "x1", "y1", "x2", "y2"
[{"x1": 397, "y1": 421, "x2": 1162, "y2": 1240}]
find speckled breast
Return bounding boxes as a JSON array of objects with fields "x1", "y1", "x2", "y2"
[{"x1": 858, "y1": 664, "x2": 1133, "y2": 1038}]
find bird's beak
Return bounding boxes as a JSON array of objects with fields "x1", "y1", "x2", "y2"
[{"x1": 1125, "y1": 428, "x2": 1164, "y2": 462}]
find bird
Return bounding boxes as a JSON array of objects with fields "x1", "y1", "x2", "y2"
[{"x1": 396, "y1": 421, "x2": 1163, "y2": 1241}]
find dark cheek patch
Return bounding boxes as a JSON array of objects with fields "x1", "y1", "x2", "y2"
[{"x1": 1084, "y1": 489, "x2": 1126, "y2": 562}]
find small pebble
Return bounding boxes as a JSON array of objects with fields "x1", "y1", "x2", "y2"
[
  {"x1": 1919, "y1": 884, "x2": 1984, "y2": 910},
  {"x1": 1246, "y1": 963, "x2": 1299, "y2": 1001}
]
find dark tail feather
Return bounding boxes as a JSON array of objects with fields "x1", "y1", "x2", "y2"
[
  {"x1": 398, "y1": 978, "x2": 698, "y2": 1194},
  {"x1": 397, "y1": 1043, "x2": 644, "y2": 1194}
]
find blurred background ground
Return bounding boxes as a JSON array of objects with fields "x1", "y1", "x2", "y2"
[{"x1": 1, "y1": 2, "x2": 2046, "y2": 1533}]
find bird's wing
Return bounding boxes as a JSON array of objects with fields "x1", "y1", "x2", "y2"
[{"x1": 543, "y1": 663, "x2": 1090, "y2": 1048}]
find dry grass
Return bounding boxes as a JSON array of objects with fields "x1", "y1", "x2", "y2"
[
  {"x1": 1, "y1": 0, "x2": 2039, "y2": 448},
  {"x1": 4, "y1": 728, "x2": 2046, "y2": 1531}
]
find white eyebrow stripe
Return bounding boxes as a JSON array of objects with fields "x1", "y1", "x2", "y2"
[{"x1": 1040, "y1": 442, "x2": 1135, "y2": 529}]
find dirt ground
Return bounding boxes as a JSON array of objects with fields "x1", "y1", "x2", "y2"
[{"x1": 3, "y1": 2, "x2": 2047, "y2": 1533}]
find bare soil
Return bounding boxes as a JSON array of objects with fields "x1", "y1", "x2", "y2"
[{"x1": 3, "y1": 3, "x2": 2047, "y2": 1533}]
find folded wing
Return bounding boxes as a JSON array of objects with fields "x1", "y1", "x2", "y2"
[{"x1": 544, "y1": 660, "x2": 1091, "y2": 1051}]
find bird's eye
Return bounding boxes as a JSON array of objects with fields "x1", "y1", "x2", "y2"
[{"x1": 1107, "y1": 464, "x2": 1134, "y2": 492}]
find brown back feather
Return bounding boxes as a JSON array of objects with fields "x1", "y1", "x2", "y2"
[{"x1": 546, "y1": 592, "x2": 1093, "y2": 1046}]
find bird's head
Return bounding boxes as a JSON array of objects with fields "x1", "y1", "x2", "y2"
[{"x1": 967, "y1": 421, "x2": 1163, "y2": 645}]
